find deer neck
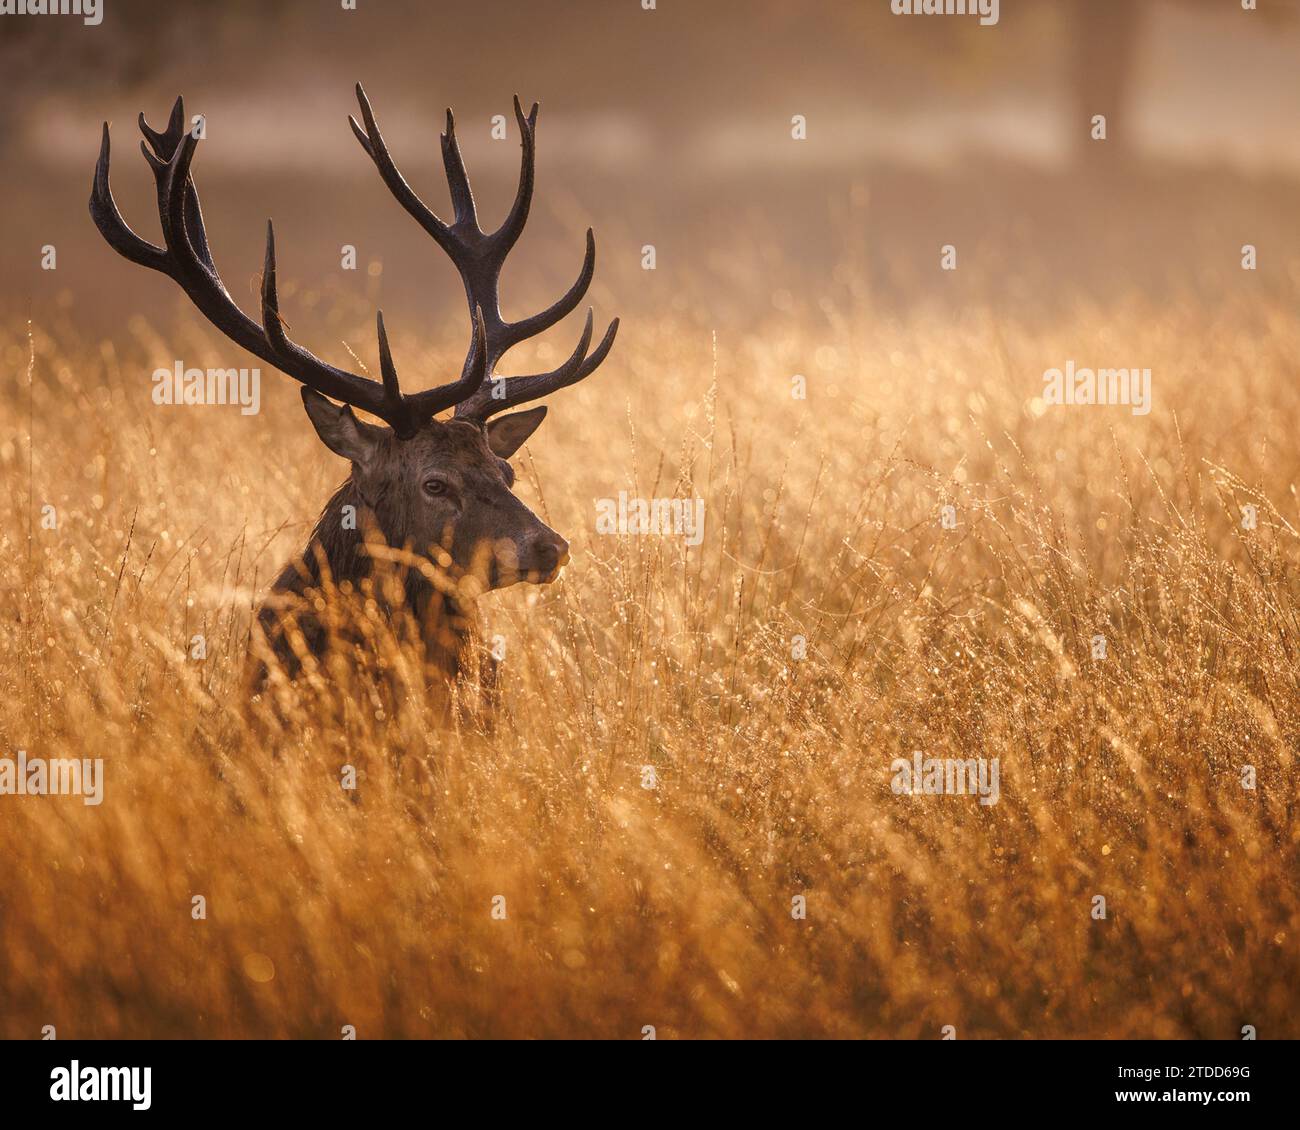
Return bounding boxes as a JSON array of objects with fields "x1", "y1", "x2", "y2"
[{"x1": 273, "y1": 479, "x2": 473, "y2": 676}]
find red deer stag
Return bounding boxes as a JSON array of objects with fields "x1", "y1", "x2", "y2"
[{"x1": 90, "y1": 85, "x2": 617, "y2": 686}]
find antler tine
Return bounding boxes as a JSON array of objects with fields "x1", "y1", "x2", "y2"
[
  {"x1": 378, "y1": 308, "x2": 486, "y2": 432},
  {"x1": 137, "y1": 98, "x2": 217, "y2": 273},
  {"x1": 500, "y1": 313, "x2": 619, "y2": 413},
  {"x1": 160, "y1": 128, "x2": 204, "y2": 268},
  {"x1": 95, "y1": 85, "x2": 617, "y2": 432},
  {"x1": 260, "y1": 219, "x2": 407, "y2": 426},
  {"x1": 440, "y1": 109, "x2": 477, "y2": 230},
  {"x1": 501, "y1": 227, "x2": 596, "y2": 348},
  {"x1": 500, "y1": 308, "x2": 594, "y2": 408},
  {"x1": 375, "y1": 310, "x2": 404, "y2": 406},
  {"x1": 90, "y1": 123, "x2": 169, "y2": 272},
  {"x1": 259, "y1": 219, "x2": 301, "y2": 360},
  {"x1": 137, "y1": 95, "x2": 185, "y2": 155},
  {"x1": 92, "y1": 99, "x2": 488, "y2": 439},
  {"x1": 490, "y1": 94, "x2": 539, "y2": 258},
  {"x1": 456, "y1": 311, "x2": 619, "y2": 420},
  {"x1": 404, "y1": 306, "x2": 489, "y2": 420},
  {"x1": 349, "y1": 83, "x2": 461, "y2": 260},
  {"x1": 260, "y1": 223, "x2": 478, "y2": 434},
  {"x1": 346, "y1": 87, "x2": 617, "y2": 421}
]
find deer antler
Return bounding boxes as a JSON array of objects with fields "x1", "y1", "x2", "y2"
[
  {"x1": 348, "y1": 84, "x2": 618, "y2": 421},
  {"x1": 90, "y1": 95, "x2": 487, "y2": 439}
]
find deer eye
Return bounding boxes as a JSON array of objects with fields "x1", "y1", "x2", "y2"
[{"x1": 423, "y1": 478, "x2": 449, "y2": 497}]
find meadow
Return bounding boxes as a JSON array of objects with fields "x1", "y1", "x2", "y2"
[{"x1": 1, "y1": 272, "x2": 1298, "y2": 1039}]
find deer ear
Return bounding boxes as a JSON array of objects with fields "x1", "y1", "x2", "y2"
[
  {"x1": 485, "y1": 406, "x2": 547, "y2": 459},
  {"x1": 301, "y1": 389, "x2": 382, "y2": 468}
]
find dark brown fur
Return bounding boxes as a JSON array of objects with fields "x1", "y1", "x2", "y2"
[
  {"x1": 251, "y1": 410, "x2": 565, "y2": 690},
  {"x1": 91, "y1": 87, "x2": 615, "y2": 707}
]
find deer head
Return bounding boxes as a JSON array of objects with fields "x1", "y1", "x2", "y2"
[{"x1": 89, "y1": 85, "x2": 617, "y2": 592}]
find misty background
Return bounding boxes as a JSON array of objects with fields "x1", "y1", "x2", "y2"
[{"x1": 2, "y1": 0, "x2": 1299, "y2": 363}]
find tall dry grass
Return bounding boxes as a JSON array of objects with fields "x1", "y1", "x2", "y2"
[{"x1": 1, "y1": 284, "x2": 1298, "y2": 1039}]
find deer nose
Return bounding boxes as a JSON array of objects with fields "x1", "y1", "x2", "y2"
[{"x1": 526, "y1": 533, "x2": 569, "y2": 575}]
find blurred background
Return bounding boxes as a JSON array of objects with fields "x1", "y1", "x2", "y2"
[
  {"x1": 2, "y1": 0, "x2": 1300, "y2": 355},
  {"x1": 4, "y1": 3, "x2": 1300, "y2": 1041}
]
